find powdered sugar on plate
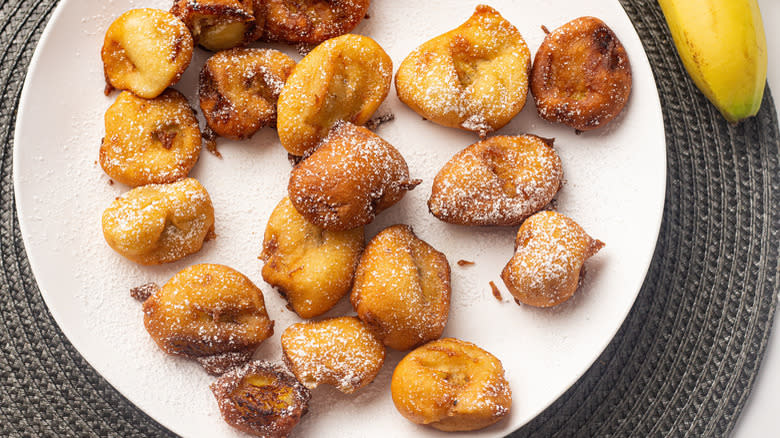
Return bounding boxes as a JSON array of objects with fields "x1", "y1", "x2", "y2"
[{"x1": 13, "y1": 0, "x2": 666, "y2": 437}]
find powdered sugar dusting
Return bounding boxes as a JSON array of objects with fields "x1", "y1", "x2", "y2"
[
  {"x1": 276, "y1": 33, "x2": 392, "y2": 156},
  {"x1": 395, "y1": 5, "x2": 531, "y2": 134},
  {"x1": 392, "y1": 338, "x2": 511, "y2": 428},
  {"x1": 289, "y1": 122, "x2": 419, "y2": 230},
  {"x1": 130, "y1": 281, "x2": 159, "y2": 301},
  {"x1": 197, "y1": 349, "x2": 254, "y2": 376},
  {"x1": 260, "y1": 196, "x2": 363, "y2": 318},
  {"x1": 101, "y1": 178, "x2": 214, "y2": 264},
  {"x1": 429, "y1": 135, "x2": 563, "y2": 226},
  {"x1": 282, "y1": 317, "x2": 384, "y2": 393},
  {"x1": 255, "y1": 0, "x2": 371, "y2": 44},
  {"x1": 351, "y1": 225, "x2": 451, "y2": 350},
  {"x1": 209, "y1": 51, "x2": 290, "y2": 103},
  {"x1": 502, "y1": 211, "x2": 604, "y2": 307},
  {"x1": 100, "y1": 89, "x2": 201, "y2": 186},
  {"x1": 103, "y1": 8, "x2": 193, "y2": 97},
  {"x1": 200, "y1": 48, "x2": 295, "y2": 140},
  {"x1": 142, "y1": 264, "x2": 274, "y2": 371}
]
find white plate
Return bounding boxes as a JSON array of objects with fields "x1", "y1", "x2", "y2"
[{"x1": 13, "y1": 1, "x2": 665, "y2": 436}]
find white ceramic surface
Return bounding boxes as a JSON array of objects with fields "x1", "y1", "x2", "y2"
[{"x1": 13, "y1": 1, "x2": 666, "y2": 436}]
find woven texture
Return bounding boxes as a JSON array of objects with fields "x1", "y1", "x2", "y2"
[{"x1": 1, "y1": 0, "x2": 778, "y2": 437}]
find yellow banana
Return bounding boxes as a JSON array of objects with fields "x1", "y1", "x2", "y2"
[{"x1": 658, "y1": 0, "x2": 767, "y2": 123}]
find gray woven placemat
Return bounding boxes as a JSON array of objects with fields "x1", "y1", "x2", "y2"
[{"x1": 1, "y1": 0, "x2": 778, "y2": 436}]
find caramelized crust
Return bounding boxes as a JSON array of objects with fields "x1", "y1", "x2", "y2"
[
  {"x1": 501, "y1": 211, "x2": 604, "y2": 307},
  {"x1": 276, "y1": 34, "x2": 392, "y2": 156},
  {"x1": 391, "y1": 338, "x2": 511, "y2": 431},
  {"x1": 351, "y1": 225, "x2": 451, "y2": 351},
  {"x1": 101, "y1": 178, "x2": 215, "y2": 265},
  {"x1": 428, "y1": 135, "x2": 563, "y2": 226},
  {"x1": 531, "y1": 16, "x2": 632, "y2": 131},
  {"x1": 395, "y1": 5, "x2": 531, "y2": 135},
  {"x1": 173, "y1": 0, "x2": 370, "y2": 49},
  {"x1": 102, "y1": 8, "x2": 193, "y2": 98},
  {"x1": 254, "y1": 0, "x2": 370, "y2": 44},
  {"x1": 288, "y1": 122, "x2": 419, "y2": 231},
  {"x1": 260, "y1": 197, "x2": 364, "y2": 318},
  {"x1": 211, "y1": 360, "x2": 310, "y2": 437},
  {"x1": 143, "y1": 264, "x2": 274, "y2": 373},
  {"x1": 100, "y1": 89, "x2": 201, "y2": 187},
  {"x1": 281, "y1": 317, "x2": 385, "y2": 393},
  {"x1": 200, "y1": 48, "x2": 295, "y2": 140}
]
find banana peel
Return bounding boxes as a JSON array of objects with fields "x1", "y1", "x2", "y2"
[{"x1": 658, "y1": 0, "x2": 767, "y2": 123}]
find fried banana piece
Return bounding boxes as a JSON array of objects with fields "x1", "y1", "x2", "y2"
[
  {"x1": 171, "y1": 0, "x2": 256, "y2": 51},
  {"x1": 531, "y1": 16, "x2": 632, "y2": 131},
  {"x1": 276, "y1": 34, "x2": 392, "y2": 156},
  {"x1": 200, "y1": 48, "x2": 295, "y2": 140},
  {"x1": 428, "y1": 135, "x2": 563, "y2": 226},
  {"x1": 391, "y1": 338, "x2": 512, "y2": 431},
  {"x1": 100, "y1": 89, "x2": 201, "y2": 187},
  {"x1": 351, "y1": 225, "x2": 451, "y2": 351},
  {"x1": 501, "y1": 211, "x2": 604, "y2": 307},
  {"x1": 288, "y1": 122, "x2": 420, "y2": 231},
  {"x1": 260, "y1": 197, "x2": 364, "y2": 318},
  {"x1": 102, "y1": 178, "x2": 215, "y2": 265},
  {"x1": 281, "y1": 317, "x2": 385, "y2": 393},
  {"x1": 143, "y1": 264, "x2": 274, "y2": 374},
  {"x1": 211, "y1": 360, "x2": 310, "y2": 437},
  {"x1": 395, "y1": 5, "x2": 530, "y2": 135},
  {"x1": 254, "y1": 0, "x2": 370, "y2": 44},
  {"x1": 102, "y1": 8, "x2": 193, "y2": 99}
]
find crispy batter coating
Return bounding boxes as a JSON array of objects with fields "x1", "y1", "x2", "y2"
[
  {"x1": 428, "y1": 135, "x2": 563, "y2": 226},
  {"x1": 288, "y1": 122, "x2": 420, "y2": 231},
  {"x1": 100, "y1": 89, "x2": 201, "y2": 187},
  {"x1": 211, "y1": 360, "x2": 310, "y2": 438},
  {"x1": 391, "y1": 338, "x2": 512, "y2": 431},
  {"x1": 143, "y1": 264, "x2": 274, "y2": 374},
  {"x1": 281, "y1": 317, "x2": 384, "y2": 393},
  {"x1": 260, "y1": 197, "x2": 364, "y2": 318},
  {"x1": 276, "y1": 34, "x2": 392, "y2": 156},
  {"x1": 171, "y1": 0, "x2": 256, "y2": 51},
  {"x1": 200, "y1": 48, "x2": 296, "y2": 140},
  {"x1": 501, "y1": 211, "x2": 604, "y2": 307},
  {"x1": 254, "y1": 0, "x2": 370, "y2": 44},
  {"x1": 102, "y1": 178, "x2": 215, "y2": 265},
  {"x1": 395, "y1": 5, "x2": 530, "y2": 136},
  {"x1": 351, "y1": 225, "x2": 450, "y2": 351},
  {"x1": 102, "y1": 8, "x2": 193, "y2": 99},
  {"x1": 171, "y1": 0, "x2": 369, "y2": 49},
  {"x1": 531, "y1": 16, "x2": 632, "y2": 131}
]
